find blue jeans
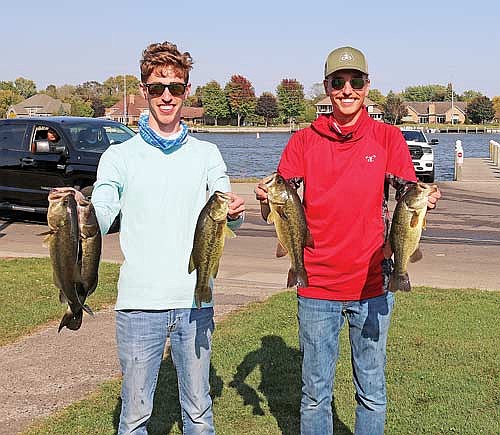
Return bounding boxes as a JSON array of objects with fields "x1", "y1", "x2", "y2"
[
  {"x1": 116, "y1": 308, "x2": 215, "y2": 435},
  {"x1": 298, "y1": 292, "x2": 395, "y2": 435}
]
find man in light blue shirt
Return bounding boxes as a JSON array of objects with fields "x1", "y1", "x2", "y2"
[{"x1": 92, "y1": 41, "x2": 245, "y2": 434}]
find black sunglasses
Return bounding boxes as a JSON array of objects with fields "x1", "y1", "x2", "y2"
[
  {"x1": 330, "y1": 77, "x2": 366, "y2": 91},
  {"x1": 143, "y1": 82, "x2": 187, "y2": 97}
]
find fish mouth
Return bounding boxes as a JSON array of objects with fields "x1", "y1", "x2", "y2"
[
  {"x1": 263, "y1": 172, "x2": 278, "y2": 185},
  {"x1": 215, "y1": 192, "x2": 232, "y2": 202},
  {"x1": 48, "y1": 188, "x2": 75, "y2": 201}
]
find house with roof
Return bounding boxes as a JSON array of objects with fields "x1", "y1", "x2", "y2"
[
  {"x1": 402, "y1": 101, "x2": 467, "y2": 124},
  {"x1": 105, "y1": 94, "x2": 205, "y2": 125},
  {"x1": 315, "y1": 96, "x2": 384, "y2": 121},
  {"x1": 6, "y1": 94, "x2": 71, "y2": 118}
]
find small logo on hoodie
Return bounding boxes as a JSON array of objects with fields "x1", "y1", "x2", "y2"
[{"x1": 365, "y1": 154, "x2": 376, "y2": 163}]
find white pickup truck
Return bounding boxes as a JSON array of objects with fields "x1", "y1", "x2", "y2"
[{"x1": 401, "y1": 129, "x2": 438, "y2": 182}]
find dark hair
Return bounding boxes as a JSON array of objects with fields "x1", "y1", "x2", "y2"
[{"x1": 140, "y1": 41, "x2": 193, "y2": 83}]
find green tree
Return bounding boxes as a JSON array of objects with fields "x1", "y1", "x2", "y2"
[
  {"x1": 276, "y1": 78, "x2": 305, "y2": 124},
  {"x1": 201, "y1": 81, "x2": 229, "y2": 126},
  {"x1": 14, "y1": 77, "x2": 37, "y2": 99},
  {"x1": 466, "y1": 96, "x2": 494, "y2": 124},
  {"x1": 103, "y1": 75, "x2": 140, "y2": 108},
  {"x1": 383, "y1": 91, "x2": 407, "y2": 125},
  {"x1": 0, "y1": 81, "x2": 17, "y2": 92},
  {"x1": 255, "y1": 92, "x2": 279, "y2": 127},
  {"x1": 45, "y1": 85, "x2": 58, "y2": 98},
  {"x1": 368, "y1": 89, "x2": 385, "y2": 106},
  {"x1": 403, "y1": 84, "x2": 448, "y2": 102},
  {"x1": 0, "y1": 90, "x2": 23, "y2": 118},
  {"x1": 68, "y1": 96, "x2": 94, "y2": 117},
  {"x1": 224, "y1": 75, "x2": 256, "y2": 127},
  {"x1": 461, "y1": 90, "x2": 484, "y2": 103}
]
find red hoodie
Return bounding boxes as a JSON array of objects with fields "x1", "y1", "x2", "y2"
[{"x1": 278, "y1": 110, "x2": 417, "y2": 301}]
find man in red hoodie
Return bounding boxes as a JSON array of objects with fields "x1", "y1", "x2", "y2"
[{"x1": 255, "y1": 46, "x2": 441, "y2": 434}]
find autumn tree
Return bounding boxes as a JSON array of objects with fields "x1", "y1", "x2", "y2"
[
  {"x1": 224, "y1": 75, "x2": 256, "y2": 127},
  {"x1": 492, "y1": 96, "x2": 500, "y2": 122},
  {"x1": 255, "y1": 92, "x2": 279, "y2": 127},
  {"x1": 383, "y1": 91, "x2": 407, "y2": 125},
  {"x1": 0, "y1": 90, "x2": 23, "y2": 118},
  {"x1": 201, "y1": 81, "x2": 229, "y2": 125},
  {"x1": 466, "y1": 96, "x2": 494, "y2": 124},
  {"x1": 277, "y1": 78, "x2": 305, "y2": 124}
]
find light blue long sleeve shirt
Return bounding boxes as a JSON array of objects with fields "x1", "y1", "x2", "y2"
[{"x1": 92, "y1": 133, "x2": 236, "y2": 310}]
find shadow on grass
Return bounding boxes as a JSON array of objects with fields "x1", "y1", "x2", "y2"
[
  {"x1": 229, "y1": 335, "x2": 352, "y2": 435},
  {"x1": 113, "y1": 357, "x2": 223, "y2": 434}
]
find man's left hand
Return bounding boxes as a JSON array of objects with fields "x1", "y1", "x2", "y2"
[{"x1": 226, "y1": 192, "x2": 245, "y2": 220}]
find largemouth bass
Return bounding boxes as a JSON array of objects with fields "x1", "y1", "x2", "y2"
[
  {"x1": 389, "y1": 182, "x2": 438, "y2": 292},
  {"x1": 264, "y1": 173, "x2": 313, "y2": 288},
  {"x1": 46, "y1": 189, "x2": 93, "y2": 331},
  {"x1": 77, "y1": 197, "x2": 101, "y2": 297},
  {"x1": 189, "y1": 191, "x2": 235, "y2": 308}
]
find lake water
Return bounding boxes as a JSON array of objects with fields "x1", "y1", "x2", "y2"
[{"x1": 192, "y1": 131, "x2": 500, "y2": 181}]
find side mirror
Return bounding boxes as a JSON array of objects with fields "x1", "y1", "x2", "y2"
[
  {"x1": 429, "y1": 138, "x2": 439, "y2": 145},
  {"x1": 33, "y1": 140, "x2": 65, "y2": 154}
]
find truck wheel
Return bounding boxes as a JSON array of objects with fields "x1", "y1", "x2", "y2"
[{"x1": 426, "y1": 170, "x2": 435, "y2": 183}]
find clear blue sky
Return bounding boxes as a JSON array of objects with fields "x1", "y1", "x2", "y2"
[{"x1": 1, "y1": 0, "x2": 499, "y2": 97}]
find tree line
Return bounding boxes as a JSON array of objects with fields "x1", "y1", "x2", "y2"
[{"x1": 1, "y1": 76, "x2": 499, "y2": 125}]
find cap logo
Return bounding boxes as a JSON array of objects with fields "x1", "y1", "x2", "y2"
[{"x1": 340, "y1": 52, "x2": 354, "y2": 62}]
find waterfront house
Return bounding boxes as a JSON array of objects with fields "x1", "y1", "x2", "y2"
[
  {"x1": 6, "y1": 94, "x2": 71, "y2": 118},
  {"x1": 315, "y1": 96, "x2": 384, "y2": 121},
  {"x1": 402, "y1": 101, "x2": 467, "y2": 124},
  {"x1": 105, "y1": 94, "x2": 205, "y2": 125}
]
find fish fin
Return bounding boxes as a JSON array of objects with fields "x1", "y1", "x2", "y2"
[
  {"x1": 188, "y1": 255, "x2": 196, "y2": 274},
  {"x1": 267, "y1": 210, "x2": 278, "y2": 224},
  {"x1": 410, "y1": 211, "x2": 420, "y2": 228},
  {"x1": 306, "y1": 229, "x2": 314, "y2": 248},
  {"x1": 58, "y1": 308, "x2": 83, "y2": 332},
  {"x1": 82, "y1": 304, "x2": 95, "y2": 318},
  {"x1": 42, "y1": 233, "x2": 53, "y2": 247},
  {"x1": 389, "y1": 271, "x2": 411, "y2": 292},
  {"x1": 212, "y1": 259, "x2": 221, "y2": 279},
  {"x1": 39, "y1": 230, "x2": 52, "y2": 237},
  {"x1": 276, "y1": 241, "x2": 288, "y2": 258},
  {"x1": 224, "y1": 225, "x2": 236, "y2": 239},
  {"x1": 277, "y1": 209, "x2": 289, "y2": 221},
  {"x1": 59, "y1": 290, "x2": 68, "y2": 304},
  {"x1": 423, "y1": 215, "x2": 427, "y2": 230},
  {"x1": 287, "y1": 268, "x2": 308, "y2": 288},
  {"x1": 409, "y1": 247, "x2": 423, "y2": 263},
  {"x1": 194, "y1": 286, "x2": 212, "y2": 309}
]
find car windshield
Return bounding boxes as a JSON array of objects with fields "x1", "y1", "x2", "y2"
[
  {"x1": 402, "y1": 130, "x2": 427, "y2": 143},
  {"x1": 61, "y1": 121, "x2": 135, "y2": 152}
]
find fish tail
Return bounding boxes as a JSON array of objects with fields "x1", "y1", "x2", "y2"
[
  {"x1": 58, "y1": 308, "x2": 83, "y2": 332},
  {"x1": 389, "y1": 271, "x2": 411, "y2": 292},
  {"x1": 287, "y1": 268, "x2": 308, "y2": 288},
  {"x1": 194, "y1": 285, "x2": 212, "y2": 309}
]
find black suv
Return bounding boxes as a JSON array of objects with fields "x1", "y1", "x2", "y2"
[{"x1": 0, "y1": 116, "x2": 135, "y2": 214}]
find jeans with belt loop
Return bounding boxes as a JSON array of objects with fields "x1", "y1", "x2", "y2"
[
  {"x1": 116, "y1": 307, "x2": 215, "y2": 435},
  {"x1": 298, "y1": 291, "x2": 395, "y2": 435}
]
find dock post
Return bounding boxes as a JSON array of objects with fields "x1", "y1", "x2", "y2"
[{"x1": 454, "y1": 140, "x2": 463, "y2": 181}]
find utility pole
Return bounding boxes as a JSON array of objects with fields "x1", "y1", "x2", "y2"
[{"x1": 451, "y1": 82, "x2": 454, "y2": 125}]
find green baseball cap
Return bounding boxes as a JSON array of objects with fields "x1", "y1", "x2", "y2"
[{"x1": 324, "y1": 46, "x2": 368, "y2": 78}]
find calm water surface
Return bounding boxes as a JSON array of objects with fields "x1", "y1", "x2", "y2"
[{"x1": 192, "y1": 131, "x2": 500, "y2": 181}]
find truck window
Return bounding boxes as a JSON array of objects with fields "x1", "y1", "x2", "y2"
[{"x1": 0, "y1": 123, "x2": 28, "y2": 151}]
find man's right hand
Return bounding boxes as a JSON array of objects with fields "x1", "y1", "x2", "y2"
[{"x1": 254, "y1": 180, "x2": 269, "y2": 203}]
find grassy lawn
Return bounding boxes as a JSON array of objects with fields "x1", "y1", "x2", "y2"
[
  {"x1": 0, "y1": 258, "x2": 118, "y2": 345},
  {"x1": 1, "y1": 258, "x2": 498, "y2": 434}
]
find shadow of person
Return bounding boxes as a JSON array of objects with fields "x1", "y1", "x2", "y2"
[
  {"x1": 229, "y1": 335, "x2": 352, "y2": 435},
  {"x1": 113, "y1": 354, "x2": 223, "y2": 434}
]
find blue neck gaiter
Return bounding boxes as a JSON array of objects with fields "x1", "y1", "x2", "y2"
[{"x1": 138, "y1": 113, "x2": 188, "y2": 154}]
